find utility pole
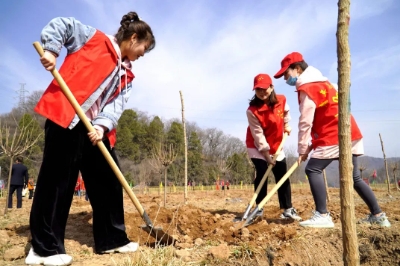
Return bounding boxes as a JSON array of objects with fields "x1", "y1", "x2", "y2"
[{"x1": 18, "y1": 83, "x2": 28, "y2": 110}]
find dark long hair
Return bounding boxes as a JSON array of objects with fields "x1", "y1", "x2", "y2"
[
  {"x1": 114, "y1": 12, "x2": 156, "y2": 52},
  {"x1": 249, "y1": 86, "x2": 278, "y2": 108},
  {"x1": 288, "y1": 61, "x2": 308, "y2": 71}
]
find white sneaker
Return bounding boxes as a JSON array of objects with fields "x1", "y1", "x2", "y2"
[
  {"x1": 102, "y1": 242, "x2": 139, "y2": 253},
  {"x1": 25, "y1": 248, "x2": 73, "y2": 266},
  {"x1": 358, "y1": 212, "x2": 391, "y2": 227},
  {"x1": 299, "y1": 211, "x2": 334, "y2": 228}
]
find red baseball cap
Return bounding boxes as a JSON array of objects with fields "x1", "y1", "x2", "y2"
[
  {"x1": 253, "y1": 74, "x2": 272, "y2": 90},
  {"x1": 274, "y1": 52, "x2": 304, "y2": 79}
]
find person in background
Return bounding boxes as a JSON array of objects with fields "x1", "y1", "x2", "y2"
[
  {"x1": 274, "y1": 51, "x2": 390, "y2": 228},
  {"x1": 8, "y1": 156, "x2": 29, "y2": 208},
  {"x1": 27, "y1": 177, "x2": 35, "y2": 199},
  {"x1": 246, "y1": 74, "x2": 302, "y2": 221},
  {"x1": 75, "y1": 175, "x2": 82, "y2": 197},
  {"x1": 26, "y1": 11, "x2": 155, "y2": 266}
]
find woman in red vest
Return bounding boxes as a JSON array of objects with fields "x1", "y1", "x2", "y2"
[
  {"x1": 246, "y1": 74, "x2": 302, "y2": 221},
  {"x1": 27, "y1": 12, "x2": 155, "y2": 266},
  {"x1": 274, "y1": 52, "x2": 390, "y2": 228}
]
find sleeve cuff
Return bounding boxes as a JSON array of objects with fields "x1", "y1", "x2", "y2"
[
  {"x1": 92, "y1": 118, "x2": 112, "y2": 133},
  {"x1": 93, "y1": 125, "x2": 106, "y2": 133},
  {"x1": 43, "y1": 42, "x2": 61, "y2": 56}
]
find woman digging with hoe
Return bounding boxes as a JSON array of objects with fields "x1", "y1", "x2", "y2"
[
  {"x1": 274, "y1": 52, "x2": 390, "y2": 228},
  {"x1": 26, "y1": 12, "x2": 155, "y2": 266},
  {"x1": 245, "y1": 73, "x2": 302, "y2": 223}
]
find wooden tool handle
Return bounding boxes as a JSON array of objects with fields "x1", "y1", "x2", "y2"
[{"x1": 258, "y1": 162, "x2": 299, "y2": 209}]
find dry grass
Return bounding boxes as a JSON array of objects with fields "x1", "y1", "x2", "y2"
[{"x1": 110, "y1": 246, "x2": 181, "y2": 266}]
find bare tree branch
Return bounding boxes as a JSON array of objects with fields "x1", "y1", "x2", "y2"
[
  {"x1": 151, "y1": 142, "x2": 178, "y2": 207},
  {"x1": 0, "y1": 119, "x2": 43, "y2": 215}
]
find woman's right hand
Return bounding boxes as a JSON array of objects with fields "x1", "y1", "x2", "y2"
[
  {"x1": 262, "y1": 150, "x2": 275, "y2": 166},
  {"x1": 40, "y1": 50, "x2": 57, "y2": 71}
]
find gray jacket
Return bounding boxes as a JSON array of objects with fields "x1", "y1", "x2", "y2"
[{"x1": 41, "y1": 17, "x2": 132, "y2": 131}]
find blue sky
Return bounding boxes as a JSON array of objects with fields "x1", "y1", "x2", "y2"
[{"x1": 0, "y1": 0, "x2": 399, "y2": 157}]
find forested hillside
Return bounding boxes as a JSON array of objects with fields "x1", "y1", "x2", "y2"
[{"x1": 1, "y1": 90, "x2": 399, "y2": 188}]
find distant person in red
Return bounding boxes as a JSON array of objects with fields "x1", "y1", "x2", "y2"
[
  {"x1": 372, "y1": 169, "x2": 377, "y2": 178},
  {"x1": 226, "y1": 180, "x2": 230, "y2": 190},
  {"x1": 221, "y1": 180, "x2": 225, "y2": 190},
  {"x1": 274, "y1": 51, "x2": 390, "y2": 228},
  {"x1": 75, "y1": 175, "x2": 83, "y2": 196}
]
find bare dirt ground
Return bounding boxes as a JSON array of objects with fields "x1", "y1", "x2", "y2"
[{"x1": 0, "y1": 185, "x2": 399, "y2": 265}]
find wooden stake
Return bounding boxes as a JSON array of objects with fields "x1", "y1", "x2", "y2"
[
  {"x1": 337, "y1": 0, "x2": 360, "y2": 264},
  {"x1": 379, "y1": 133, "x2": 392, "y2": 196},
  {"x1": 390, "y1": 162, "x2": 400, "y2": 191},
  {"x1": 179, "y1": 91, "x2": 188, "y2": 203}
]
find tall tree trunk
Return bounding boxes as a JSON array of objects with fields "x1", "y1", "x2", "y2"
[
  {"x1": 4, "y1": 156, "x2": 14, "y2": 215},
  {"x1": 379, "y1": 133, "x2": 391, "y2": 196},
  {"x1": 179, "y1": 91, "x2": 188, "y2": 203},
  {"x1": 337, "y1": 1, "x2": 360, "y2": 265}
]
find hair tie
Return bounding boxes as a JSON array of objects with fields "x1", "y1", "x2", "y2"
[{"x1": 130, "y1": 17, "x2": 141, "y2": 23}]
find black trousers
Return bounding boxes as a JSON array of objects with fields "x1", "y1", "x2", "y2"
[
  {"x1": 8, "y1": 185, "x2": 23, "y2": 208},
  {"x1": 252, "y1": 158, "x2": 292, "y2": 209},
  {"x1": 29, "y1": 189, "x2": 34, "y2": 199},
  {"x1": 305, "y1": 155, "x2": 382, "y2": 215},
  {"x1": 30, "y1": 120, "x2": 130, "y2": 256}
]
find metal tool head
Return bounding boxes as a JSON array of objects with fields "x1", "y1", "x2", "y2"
[
  {"x1": 232, "y1": 217, "x2": 243, "y2": 222},
  {"x1": 140, "y1": 225, "x2": 176, "y2": 246},
  {"x1": 241, "y1": 207, "x2": 263, "y2": 228}
]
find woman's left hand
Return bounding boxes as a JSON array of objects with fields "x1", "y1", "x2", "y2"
[
  {"x1": 284, "y1": 124, "x2": 292, "y2": 136},
  {"x1": 88, "y1": 129, "x2": 104, "y2": 146},
  {"x1": 297, "y1": 153, "x2": 308, "y2": 165}
]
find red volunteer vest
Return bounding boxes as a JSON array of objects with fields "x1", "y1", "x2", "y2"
[
  {"x1": 297, "y1": 81, "x2": 362, "y2": 148},
  {"x1": 34, "y1": 30, "x2": 134, "y2": 128},
  {"x1": 107, "y1": 129, "x2": 117, "y2": 148},
  {"x1": 246, "y1": 95, "x2": 286, "y2": 154}
]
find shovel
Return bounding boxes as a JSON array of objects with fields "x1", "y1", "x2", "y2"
[
  {"x1": 234, "y1": 133, "x2": 288, "y2": 222},
  {"x1": 241, "y1": 161, "x2": 300, "y2": 227},
  {"x1": 33, "y1": 42, "x2": 175, "y2": 245}
]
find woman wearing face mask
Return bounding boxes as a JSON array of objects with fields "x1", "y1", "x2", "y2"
[
  {"x1": 273, "y1": 52, "x2": 390, "y2": 228},
  {"x1": 27, "y1": 12, "x2": 155, "y2": 266},
  {"x1": 246, "y1": 74, "x2": 302, "y2": 222}
]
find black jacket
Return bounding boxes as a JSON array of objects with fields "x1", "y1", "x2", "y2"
[{"x1": 10, "y1": 163, "x2": 29, "y2": 186}]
